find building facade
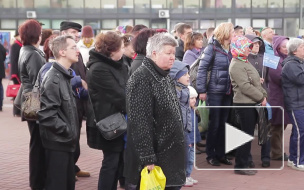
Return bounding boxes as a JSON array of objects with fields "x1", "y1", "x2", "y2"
[{"x1": 0, "y1": 0, "x2": 302, "y2": 37}]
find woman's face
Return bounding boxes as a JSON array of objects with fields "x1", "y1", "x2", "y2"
[
  {"x1": 153, "y1": 45, "x2": 176, "y2": 70},
  {"x1": 294, "y1": 43, "x2": 304, "y2": 59},
  {"x1": 124, "y1": 44, "x2": 136, "y2": 58},
  {"x1": 194, "y1": 37, "x2": 203, "y2": 49},
  {"x1": 278, "y1": 40, "x2": 288, "y2": 56},
  {"x1": 111, "y1": 42, "x2": 125, "y2": 61},
  {"x1": 251, "y1": 42, "x2": 260, "y2": 54}
]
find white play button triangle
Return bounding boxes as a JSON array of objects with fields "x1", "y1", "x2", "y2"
[{"x1": 225, "y1": 123, "x2": 254, "y2": 154}]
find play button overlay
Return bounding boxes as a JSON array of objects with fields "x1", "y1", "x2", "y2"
[{"x1": 225, "y1": 123, "x2": 254, "y2": 154}]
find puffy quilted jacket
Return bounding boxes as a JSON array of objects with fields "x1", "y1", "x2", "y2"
[{"x1": 196, "y1": 37, "x2": 232, "y2": 94}]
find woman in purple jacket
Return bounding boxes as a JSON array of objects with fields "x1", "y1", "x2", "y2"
[
  {"x1": 182, "y1": 32, "x2": 204, "y2": 66},
  {"x1": 268, "y1": 35, "x2": 291, "y2": 161}
]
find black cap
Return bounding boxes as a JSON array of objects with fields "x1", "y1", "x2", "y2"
[{"x1": 60, "y1": 21, "x2": 82, "y2": 32}]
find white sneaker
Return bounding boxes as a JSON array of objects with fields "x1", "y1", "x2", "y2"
[
  {"x1": 287, "y1": 159, "x2": 295, "y2": 167},
  {"x1": 188, "y1": 176, "x2": 198, "y2": 184},
  {"x1": 292, "y1": 164, "x2": 304, "y2": 171},
  {"x1": 184, "y1": 177, "x2": 194, "y2": 187}
]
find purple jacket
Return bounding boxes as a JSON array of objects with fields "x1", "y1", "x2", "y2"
[
  {"x1": 183, "y1": 48, "x2": 203, "y2": 66},
  {"x1": 268, "y1": 35, "x2": 291, "y2": 125}
]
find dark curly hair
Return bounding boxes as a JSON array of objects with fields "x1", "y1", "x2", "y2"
[{"x1": 95, "y1": 31, "x2": 123, "y2": 57}]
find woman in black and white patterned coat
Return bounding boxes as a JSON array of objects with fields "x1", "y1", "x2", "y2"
[{"x1": 124, "y1": 33, "x2": 186, "y2": 190}]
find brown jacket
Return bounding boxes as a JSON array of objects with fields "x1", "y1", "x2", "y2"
[{"x1": 229, "y1": 58, "x2": 267, "y2": 104}]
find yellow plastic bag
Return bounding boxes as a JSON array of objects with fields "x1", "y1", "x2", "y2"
[{"x1": 140, "y1": 166, "x2": 166, "y2": 190}]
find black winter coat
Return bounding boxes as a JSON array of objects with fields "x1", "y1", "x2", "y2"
[
  {"x1": 282, "y1": 55, "x2": 304, "y2": 111},
  {"x1": 175, "y1": 39, "x2": 185, "y2": 61},
  {"x1": 124, "y1": 57, "x2": 186, "y2": 187},
  {"x1": 19, "y1": 45, "x2": 45, "y2": 94},
  {"x1": 38, "y1": 62, "x2": 79, "y2": 152},
  {"x1": 129, "y1": 54, "x2": 144, "y2": 76},
  {"x1": 86, "y1": 49, "x2": 129, "y2": 152},
  {"x1": 0, "y1": 43, "x2": 6, "y2": 79},
  {"x1": 10, "y1": 40, "x2": 22, "y2": 80},
  {"x1": 196, "y1": 37, "x2": 232, "y2": 94}
]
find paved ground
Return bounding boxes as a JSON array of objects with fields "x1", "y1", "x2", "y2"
[{"x1": 1, "y1": 78, "x2": 304, "y2": 190}]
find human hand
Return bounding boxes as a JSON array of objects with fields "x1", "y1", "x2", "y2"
[
  {"x1": 261, "y1": 97, "x2": 267, "y2": 106},
  {"x1": 81, "y1": 79, "x2": 88, "y2": 90},
  {"x1": 146, "y1": 164, "x2": 155, "y2": 171},
  {"x1": 199, "y1": 93, "x2": 207, "y2": 101},
  {"x1": 260, "y1": 78, "x2": 264, "y2": 84}
]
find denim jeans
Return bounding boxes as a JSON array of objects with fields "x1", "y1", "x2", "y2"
[
  {"x1": 186, "y1": 146, "x2": 194, "y2": 177},
  {"x1": 0, "y1": 78, "x2": 3, "y2": 110}
]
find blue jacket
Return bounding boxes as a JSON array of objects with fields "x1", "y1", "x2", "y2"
[
  {"x1": 188, "y1": 108, "x2": 201, "y2": 144},
  {"x1": 281, "y1": 55, "x2": 304, "y2": 111},
  {"x1": 196, "y1": 37, "x2": 232, "y2": 94},
  {"x1": 169, "y1": 61, "x2": 192, "y2": 133},
  {"x1": 183, "y1": 48, "x2": 202, "y2": 67},
  {"x1": 264, "y1": 40, "x2": 274, "y2": 55}
]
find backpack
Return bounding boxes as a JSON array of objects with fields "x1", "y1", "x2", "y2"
[{"x1": 189, "y1": 45, "x2": 216, "y2": 91}]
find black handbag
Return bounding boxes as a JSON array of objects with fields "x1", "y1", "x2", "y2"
[
  {"x1": 88, "y1": 94, "x2": 127, "y2": 140},
  {"x1": 96, "y1": 112, "x2": 127, "y2": 140}
]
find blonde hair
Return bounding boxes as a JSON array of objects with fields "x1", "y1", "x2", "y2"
[{"x1": 214, "y1": 22, "x2": 234, "y2": 47}]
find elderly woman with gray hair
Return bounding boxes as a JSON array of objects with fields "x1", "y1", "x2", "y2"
[
  {"x1": 124, "y1": 33, "x2": 186, "y2": 189},
  {"x1": 281, "y1": 38, "x2": 304, "y2": 171}
]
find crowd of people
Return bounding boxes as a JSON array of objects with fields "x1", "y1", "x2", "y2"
[{"x1": 1, "y1": 18, "x2": 304, "y2": 190}]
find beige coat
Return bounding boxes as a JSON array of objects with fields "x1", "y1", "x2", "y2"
[{"x1": 229, "y1": 58, "x2": 267, "y2": 104}]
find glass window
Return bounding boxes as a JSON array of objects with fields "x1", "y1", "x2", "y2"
[
  {"x1": 68, "y1": 0, "x2": 83, "y2": 8},
  {"x1": 17, "y1": 0, "x2": 34, "y2": 8},
  {"x1": 151, "y1": 0, "x2": 166, "y2": 9},
  {"x1": 34, "y1": 0, "x2": 50, "y2": 8},
  {"x1": 101, "y1": 0, "x2": 117, "y2": 13},
  {"x1": 37, "y1": 19, "x2": 51, "y2": 29},
  {"x1": 235, "y1": 0, "x2": 250, "y2": 13},
  {"x1": 200, "y1": 20, "x2": 215, "y2": 29},
  {"x1": 102, "y1": 19, "x2": 117, "y2": 29},
  {"x1": 168, "y1": 0, "x2": 182, "y2": 14},
  {"x1": 52, "y1": 19, "x2": 65, "y2": 30},
  {"x1": 135, "y1": 19, "x2": 150, "y2": 27},
  {"x1": 85, "y1": 0, "x2": 100, "y2": 8},
  {"x1": 119, "y1": 19, "x2": 133, "y2": 27},
  {"x1": 1, "y1": 19, "x2": 16, "y2": 29},
  {"x1": 134, "y1": 0, "x2": 150, "y2": 13},
  {"x1": 185, "y1": 20, "x2": 199, "y2": 30},
  {"x1": 184, "y1": 0, "x2": 199, "y2": 14},
  {"x1": 268, "y1": 0, "x2": 283, "y2": 12},
  {"x1": 252, "y1": 0, "x2": 267, "y2": 13},
  {"x1": 151, "y1": 19, "x2": 166, "y2": 29},
  {"x1": 285, "y1": 18, "x2": 299, "y2": 37},
  {"x1": 201, "y1": 0, "x2": 215, "y2": 13},
  {"x1": 51, "y1": 0, "x2": 67, "y2": 8},
  {"x1": 268, "y1": 18, "x2": 282, "y2": 28},
  {"x1": 252, "y1": 19, "x2": 266, "y2": 28},
  {"x1": 118, "y1": 0, "x2": 133, "y2": 13},
  {"x1": 18, "y1": 19, "x2": 27, "y2": 26},
  {"x1": 216, "y1": 0, "x2": 231, "y2": 13},
  {"x1": 0, "y1": 0, "x2": 16, "y2": 8},
  {"x1": 215, "y1": 19, "x2": 231, "y2": 27},
  {"x1": 285, "y1": 0, "x2": 299, "y2": 13},
  {"x1": 84, "y1": 20, "x2": 101, "y2": 30},
  {"x1": 235, "y1": 18, "x2": 251, "y2": 28}
]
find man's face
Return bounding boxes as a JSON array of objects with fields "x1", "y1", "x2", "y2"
[
  {"x1": 181, "y1": 28, "x2": 192, "y2": 42},
  {"x1": 64, "y1": 38, "x2": 79, "y2": 63},
  {"x1": 63, "y1": 28, "x2": 80, "y2": 42},
  {"x1": 235, "y1": 29, "x2": 244, "y2": 36},
  {"x1": 263, "y1": 28, "x2": 274, "y2": 41}
]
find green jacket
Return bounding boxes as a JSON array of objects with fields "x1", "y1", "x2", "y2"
[{"x1": 229, "y1": 58, "x2": 267, "y2": 104}]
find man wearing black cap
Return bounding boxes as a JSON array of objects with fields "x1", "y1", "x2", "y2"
[
  {"x1": 60, "y1": 21, "x2": 90, "y2": 180},
  {"x1": 10, "y1": 29, "x2": 22, "y2": 116}
]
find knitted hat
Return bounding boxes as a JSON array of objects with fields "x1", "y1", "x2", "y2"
[
  {"x1": 82, "y1": 25, "x2": 94, "y2": 38},
  {"x1": 188, "y1": 86, "x2": 198, "y2": 98}
]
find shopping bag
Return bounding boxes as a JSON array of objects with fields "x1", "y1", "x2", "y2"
[
  {"x1": 140, "y1": 166, "x2": 166, "y2": 190},
  {"x1": 198, "y1": 100, "x2": 209, "y2": 132},
  {"x1": 6, "y1": 74, "x2": 21, "y2": 97}
]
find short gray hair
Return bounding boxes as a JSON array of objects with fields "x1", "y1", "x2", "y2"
[
  {"x1": 287, "y1": 38, "x2": 304, "y2": 55},
  {"x1": 49, "y1": 35, "x2": 74, "y2": 59},
  {"x1": 146, "y1": 33, "x2": 178, "y2": 58}
]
